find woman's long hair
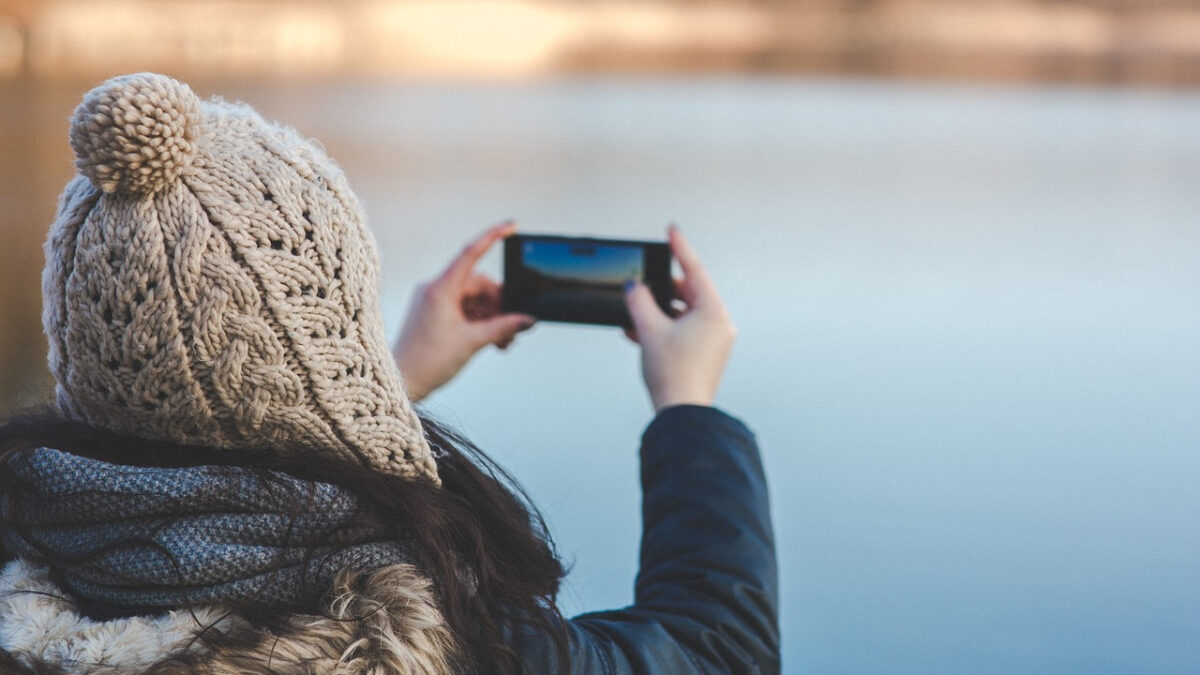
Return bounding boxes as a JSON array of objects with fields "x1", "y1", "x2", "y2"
[{"x1": 0, "y1": 409, "x2": 568, "y2": 674}]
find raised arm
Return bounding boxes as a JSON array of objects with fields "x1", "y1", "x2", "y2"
[{"x1": 506, "y1": 227, "x2": 779, "y2": 673}]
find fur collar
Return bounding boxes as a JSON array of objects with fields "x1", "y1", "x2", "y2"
[{"x1": 0, "y1": 558, "x2": 458, "y2": 674}]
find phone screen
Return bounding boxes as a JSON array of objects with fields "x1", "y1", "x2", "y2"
[{"x1": 502, "y1": 235, "x2": 672, "y2": 326}]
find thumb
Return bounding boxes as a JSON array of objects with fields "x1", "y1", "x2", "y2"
[
  {"x1": 471, "y1": 313, "x2": 535, "y2": 348},
  {"x1": 625, "y1": 281, "x2": 669, "y2": 340}
]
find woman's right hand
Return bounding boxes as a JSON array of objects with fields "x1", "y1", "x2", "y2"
[
  {"x1": 624, "y1": 226, "x2": 737, "y2": 413},
  {"x1": 393, "y1": 222, "x2": 535, "y2": 402}
]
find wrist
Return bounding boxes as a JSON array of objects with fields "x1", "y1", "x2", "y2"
[
  {"x1": 651, "y1": 389, "x2": 715, "y2": 413},
  {"x1": 394, "y1": 351, "x2": 430, "y2": 402},
  {"x1": 400, "y1": 375, "x2": 430, "y2": 402}
]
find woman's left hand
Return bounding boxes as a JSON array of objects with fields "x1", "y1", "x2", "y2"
[{"x1": 393, "y1": 222, "x2": 535, "y2": 401}]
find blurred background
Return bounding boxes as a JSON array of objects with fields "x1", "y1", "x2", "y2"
[{"x1": 2, "y1": 1, "x2": 1198, "y2": 672}]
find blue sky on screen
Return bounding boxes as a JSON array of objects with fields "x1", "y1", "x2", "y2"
[{"x1": 524, "y1": 241, "x2": 643, "y2": 283}]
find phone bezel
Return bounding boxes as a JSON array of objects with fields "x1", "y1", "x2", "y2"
[{"x1": 501, "y1": 234, "x2": 673, "y2": 326}]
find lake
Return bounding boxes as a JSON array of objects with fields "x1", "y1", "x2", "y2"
[{"x1": 3, "y1": 76, "x2": 1199, "y2": 673}]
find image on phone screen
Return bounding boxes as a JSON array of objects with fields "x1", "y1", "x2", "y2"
[{"x1": 503, "y1": 235, "x2": 672, "y2": 326}]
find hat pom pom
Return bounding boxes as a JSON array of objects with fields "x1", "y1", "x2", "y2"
[{"x1": 69, "y1": 73, "x2": 202, "y2": 195}]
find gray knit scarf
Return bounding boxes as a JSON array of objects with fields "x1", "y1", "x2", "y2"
[{"x1": 1, "y1": 447, "x2": 412, "y2": 615}]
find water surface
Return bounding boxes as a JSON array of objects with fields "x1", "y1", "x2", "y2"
[{"x1": 5, "y1": 77, "x2": 1199, "y2": 673}]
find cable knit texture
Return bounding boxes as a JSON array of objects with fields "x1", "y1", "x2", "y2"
[{"x1": 43, "y1": 72, "x2": 437, "y2": 483}]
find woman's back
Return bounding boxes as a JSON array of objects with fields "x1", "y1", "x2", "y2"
[{"x1": 0, "y1": 72, "x2": 777, "y2": 674}]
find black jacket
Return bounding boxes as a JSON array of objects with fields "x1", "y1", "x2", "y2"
[{"x1": 507, "y1": 405, "x2": 780, "y2": 674}]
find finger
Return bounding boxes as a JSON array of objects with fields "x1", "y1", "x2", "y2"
[
  {"x1": 668, "y1": 225, "x2": 719, "y2": 304},
  {"x1": 441, "y1": 221, "x2": 517, "y2": 286},
  {"x1": 672, "y1": 277, "x2": 696, "y2": 307},
  {"x1": 462, "y1": 275, "x2": 503, "y2": 319},
  {"x1": 622, "y1": 325, "x2": 640, "y2": 344},
  {"x1": 625, "y1": 281, "x2": 670, "y2": 341},
  {"x1": 462, "y1": 295, "x2": 491, "y2": 321},
  {"x1": 470, "y1": 313, "x2": 535, "y2": 348},
  {"x1": 464, "y1": 274, "x2": 502, "y2": 306}
]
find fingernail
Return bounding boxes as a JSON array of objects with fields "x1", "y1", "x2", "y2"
[
  {"x1": 624, "y1": 279, "x2": 636, "y2": 292},
  {"x1": 519, "y1": 318, "x2": 536, "y2": 330}
]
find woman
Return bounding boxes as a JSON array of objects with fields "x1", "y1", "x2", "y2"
[{"x1": 0, "y1": 73, "x2": 778, "y2": 674}]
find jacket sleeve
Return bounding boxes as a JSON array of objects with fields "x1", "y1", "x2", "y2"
[{"x1": 506, "y1": 405, "x2": 779, "y2": 674}]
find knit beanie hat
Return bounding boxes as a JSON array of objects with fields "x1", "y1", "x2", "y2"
[{"x1": 42, "y1": 73, "x2": 438, "y2": 484}]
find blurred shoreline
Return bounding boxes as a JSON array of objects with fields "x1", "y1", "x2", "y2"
[
  {"x1": 2, "y1": 0, "x2": 1200, "y2": 86},
  {"x1": 3, "y1": 0, "x2": 1200, "y2": 412}
]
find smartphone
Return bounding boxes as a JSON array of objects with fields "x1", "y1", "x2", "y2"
[{"x1": 502, "y1": 234, "x2": 673, "y2": 326}]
